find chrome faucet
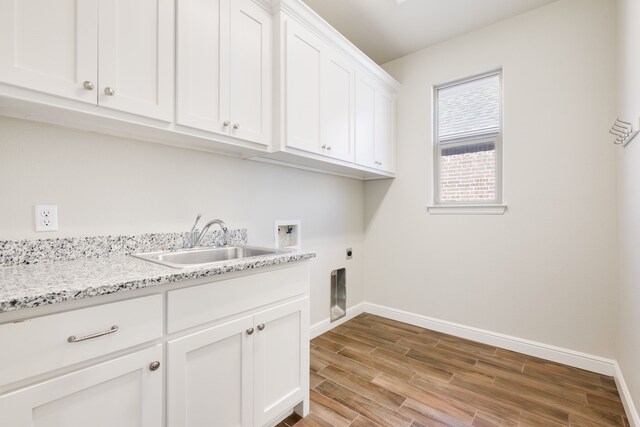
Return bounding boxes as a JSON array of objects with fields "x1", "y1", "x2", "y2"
[{"x1": 188, "y1": 214, "x2": 228, "y2": 248}]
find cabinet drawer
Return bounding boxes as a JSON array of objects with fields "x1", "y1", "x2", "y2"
[
  {"x1": 167, "y1": 264, "x2": 309, "y2": 333},
  {"x1": 0, "y1": 294, "x2": 163, "y2": 388}
]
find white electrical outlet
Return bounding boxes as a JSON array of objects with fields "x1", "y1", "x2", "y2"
[{"x1": 35, "y1": 205, "x2": 58, "y2": 232}]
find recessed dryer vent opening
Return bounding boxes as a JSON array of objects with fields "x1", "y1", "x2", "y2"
[{"x1": 330, "y1": 268, "x2": 346, "y2": 323}]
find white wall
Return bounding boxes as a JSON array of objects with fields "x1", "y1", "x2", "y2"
[
  {"x1": 0, "y1": 117, "x2": 365, "y2": 325},
  {"x1": 364, "y1": 0, "x2": 618, "y2": 358},
  {"x1": 617, "y1": 0, "x2": 640, "y2": 412}
]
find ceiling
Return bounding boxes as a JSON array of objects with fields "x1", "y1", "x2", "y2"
[{"x1": 301, "y1": 0, "x2": 559, "y2": 64}]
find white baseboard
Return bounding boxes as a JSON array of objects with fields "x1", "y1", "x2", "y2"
[
  {"x1": 310, "y1": 302, "x2": 366, "y2": 339},
  {"x1": 615, "y1": 362, "x2": 640, "y2": 427},
  {"x1": 310, "y1": 301, "x2": 639, "y2": 424},
  {"x1": 362, "y1": 303, "x2": 616, "y2": 375}
]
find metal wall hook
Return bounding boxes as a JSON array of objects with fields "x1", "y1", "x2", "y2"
[{"x1": 610, "y1": 117, "x2": 638, "y2": 147}]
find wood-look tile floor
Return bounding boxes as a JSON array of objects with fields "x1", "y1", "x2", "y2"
[{"x1": 276, "y1": 313, "x2": 629, "y2": 427}]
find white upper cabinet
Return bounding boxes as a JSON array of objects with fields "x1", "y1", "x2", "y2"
[
  {"x1": 321, "y1": 50, "x2": 355, "y2": 162},
  {"x1": 229, "y1": 0, "x2": 272, "y2": 145},
  {"x1": 375, "y1": 88, "x2": 396, "y2": 172},
  {"x1": 355, "y1": 74, "x2": 376, "y2": 168},
  {"x1": 0, "y1": 0, "x2": 397, "y2": 177},
  {"x1": 177, "y1": 0, "x2": 271, "y2": 146},
  {"x1": 355, "y1": 71, "x2": 396, "y2": 173},
  {"x1": 269, "y1": 1, "x2": 399, "y2": 179},
  {"x1": 285, "y1": 19, "x2": 323, "y2": 154},
  {"x1": 284, "y1": 19, "x2": 355, "y2": 162},
  {"x1": 176, "y1": 0, "x2": 229, "y2": 132},
  {"x1": 0, "y1": 0, "x2": 98, "y2": 104},
  {"x1": 0, "y1": 0, "x2": 172, "y2": 120},
  {"x1": 97, "y1": 0, "x2": 173, "y2": 120}
]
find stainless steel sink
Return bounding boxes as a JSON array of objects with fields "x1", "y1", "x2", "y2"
[{"x1": 132, "y1": 245, "x2": 283, "y2": 269}]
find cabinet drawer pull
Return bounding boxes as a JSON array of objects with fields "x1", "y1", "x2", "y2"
[
  {"x1": 246, "y1": 327, "x2": 254, "y2": 335},
  {"x1": 104, "y1": 87, "x2": 115, "y2": 96},
  {"x1": 257, "y1": 323, "x2": 265, "y2": 331},
  {"x1": 233, "y1": 123, "x2": 240, "y2": 130},
  {"x1": 149, "y1": 361, "x2": 161, "y2": 371},
  {"x1": 82, "y1": 81, "x2": 94, "y2": 91},
  {"x1": 223, "y1": 120, "x2": 230, "y2": 127},
  {"x1": 67, "y1": 325, "x2": 119, "y2": 343}
]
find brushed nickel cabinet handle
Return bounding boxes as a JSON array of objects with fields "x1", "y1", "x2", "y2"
[
  {"x1": 67, "y1": 325, "x2": 118, "y2": 343},
  {"x1": 246, "y1": 327, "x2": 254, "y2": 335},
  {"x1": 257, "y1": 323, "x2": 265, "y2": 331},
  {"x1": 104, "y1": 87, "x2": 115, "y2": 96},
  {"x1": 82, "y1": 81, "x2": 94, "y2": 91},
  {"x1": 149, "y1": 361, "x2": 161, "y2": 371},
  {"x1": 233, "y1": 123, "x2": 240, "y2": 130},
  {"x1": 223, "y1": 120, "x2": 230, "y2": 127}
]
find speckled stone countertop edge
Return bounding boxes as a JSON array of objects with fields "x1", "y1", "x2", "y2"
[{"x1": 0, "y1": 251, "x2": 316, "y2": 314}]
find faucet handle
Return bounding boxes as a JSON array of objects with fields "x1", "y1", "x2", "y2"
[
  {"x1": 187, "y1": 214, "x2": 202, "y2": 248},
  {"x1": 190, "y1": 214, "x2": 202, "y2": 232},
  {"x1": 188, "y1": 228, "x2": 200, "y2": 248}
]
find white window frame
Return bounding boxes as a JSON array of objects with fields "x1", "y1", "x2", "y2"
[{"x1": 430, "y1": 70, "x2": 505, "y2": 214}]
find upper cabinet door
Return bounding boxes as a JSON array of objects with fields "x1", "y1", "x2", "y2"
[
  {"x1": 285, "y1": 20, "x2": 323, "y2": 154},
  {"x1": 229, "y1": 0, "x2": 271, "y2": 146},
  {"x1": 98, "y1": 0, "x2": 173, "y2": 121},
  {"x1": 321, "y1": 51, "x2": 355, "y2": 162},
  {"x1": 355, "y1": 70, "x2": 396, "y2": 172},
  {"x1": 176, "y1": 0, "x2": 230, "y2": 134},
  {"x1": 285, "y1": 19, "x2": 356, "y2": 162},
  {"x1": 354, "y1": 73, "x2": 376, "y2": 168},
  {"x1": 375, "y1": 89, "x2": 396, "y2": 172},
  {"x1": 0, "y1": 0, "x2": 98, "y2": 104}
]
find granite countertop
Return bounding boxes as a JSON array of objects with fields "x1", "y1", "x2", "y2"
[{"x1": 0, "y1": 250, "x2": 316, "y2": 314}]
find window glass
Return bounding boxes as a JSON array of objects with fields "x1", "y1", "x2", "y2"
[
  {"x1": 439, "y1": 141, "x2": 496, "y2": 203},
  {"x1": 438, "y1": 74, "x2": 500, "y2": 140},
  {"x1": 435, "y1": 72, "x2": 501, "y2": 204}
]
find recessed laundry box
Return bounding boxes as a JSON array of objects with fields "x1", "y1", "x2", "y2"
[{"x1": 330, "y1": 268, "x2": 346, "y2": 322}]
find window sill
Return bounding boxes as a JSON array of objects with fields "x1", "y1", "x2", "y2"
[{"x1": 427, "y1": 204, "x2": 508, "y2": 215}]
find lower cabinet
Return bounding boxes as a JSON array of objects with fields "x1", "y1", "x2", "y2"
[
  {"x1": 168, "y1": 315, "x2": 254, "y2": 427},
  {"x1": 0, "y1": 345, "x2": 163, "y2": 427},
  {"x1": 253, "y1": 298, "x2": 309, "y2": 426},
  {"x1": 168, "y1": 297, "x2": 309, "y2": 427},
  {"x1": 0, "y1": 263, "x2": 311, "y2": 427}
]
